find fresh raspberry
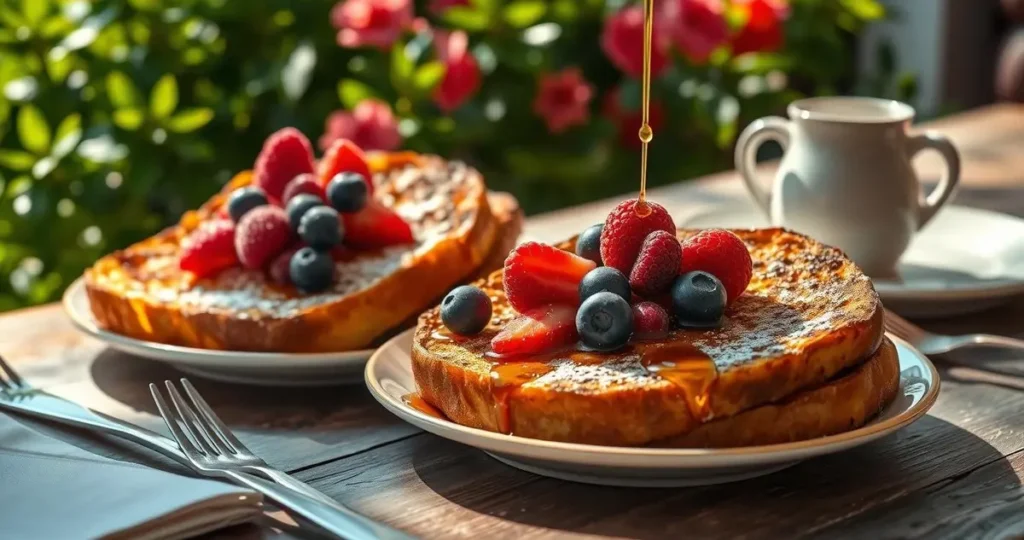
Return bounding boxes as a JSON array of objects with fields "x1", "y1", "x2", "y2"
[
  {"x1": 342, "y1": 199, "x2": 414, "y2": 249},
  {"x1": 281, "y1": 173, "x2": 325, "y2": 204},
  {"x1": 679, "y1": 229, "x2": 753, "y2": 305},
  {"x1": 491, "y1": 305, "x2": 578, "y2": 356},
  {"x1": 503, "y1": 242, "x2": 597, "y2": 313},
  {"x1": 253, "y1": 128, "x2": 315, "y2": 202},
  {"x1": 235, "y1": 206, "x2": 293, "y2": 269},
  {"x1": 600, "y1": 199, "x2": 676, "y2": 275},
  {"x1": 317, "y1": 139, "x2": 374, "y2": 195},
  {"x1": 629, "y1": 230, "x2": 682, "y2": 296},
  {"x1": 632, "y1": 301, "x2": 670, "y2": 339},
  {"x1": 179, "y1": 220, "x2": 238, "y2": 278},
  {"x1": 268, "y1": 244, "x2": 302, "y2": 285}
]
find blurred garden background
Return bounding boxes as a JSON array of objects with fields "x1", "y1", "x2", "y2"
[{"x1": 0, "y1": 0, "x2": 916, "y2": 310}]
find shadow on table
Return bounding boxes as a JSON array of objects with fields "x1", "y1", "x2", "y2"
[
  {"x1": 414, "y1": 415, "x2": 1019, "y2": 538},
  {"x1": 87, "y1": 348, "x2": 393, "y2": 431}
]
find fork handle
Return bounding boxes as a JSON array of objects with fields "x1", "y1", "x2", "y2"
[
  {"x1": 956, "y1": 334, "x2": 1024, "y2": 352},
  {"x1": 223, "y1": 471, "x2": 416, "y2": 540},
  {"x1": 251, "y1": 466, "x2": 340, "y2": 508}
]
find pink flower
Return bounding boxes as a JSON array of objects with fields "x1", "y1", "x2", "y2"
[
  {"x1": 662, "y1": 0, "x2": 729, "y2": 65},
  {"x1": 601, "y1": 6, "x2": 670, "y2": 79},
  {"x1": 429, "y1": 0, "x2": 469, "y2": 15},
  {"x1": 331, "y1": 0, "x2": 413, "y2": 50},
  {"x1": 533, "y1": 68, "x2": 594, "y2": 134},
  {"x1": 732, "y1": 0, "x2": 788, "y2": 55},
  {"x1": 434, "y1": 30, "x2": 481, "y2": 112},
  {"x1": 319, "y1": 100, "x2": 402, "y2": 152}
]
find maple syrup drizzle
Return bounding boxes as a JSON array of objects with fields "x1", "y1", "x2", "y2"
[
  {"x1": 402, "y1": 392, "x2": 446, "y2": 419},
  {"x1": 635, "y1": 0, "x2": 656, "y2": 217}
]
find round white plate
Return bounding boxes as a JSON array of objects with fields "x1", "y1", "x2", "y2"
[
  {"x1": 63, "y1": 278, "x2": 373, "y2": 386},
  {"x1": 365, "y1": 329, "x2": 940, "y2": 487},
  {"x1": 681, "y1": 204, "x2": 1024, "y2": 318}
]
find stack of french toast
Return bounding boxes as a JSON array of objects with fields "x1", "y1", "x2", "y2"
[{"x1": 83, "y1": 128, "x2": 896, "y2": 449}]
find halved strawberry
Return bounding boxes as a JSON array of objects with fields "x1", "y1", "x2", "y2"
[
  {"x1": 503, "y1": 242, "x2": 597, "y2": 313},
  {"x1": 491, "y1": 305, "x2": 578, "y2": 356},
  {"x1": 342, "y1": 199, "x2": 415, "y2": 249},
  {"x1": 317, "y1": 139, "x2": 373, "y2": 195},
  {"x1": 179, "y1": 220, "x2": 238, "y2": 278}
]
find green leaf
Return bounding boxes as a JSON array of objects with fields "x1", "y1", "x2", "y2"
[
  {"x1": 840, "y1": 0, "x2": 885, "y2": 20},
  {"x1": 106, "y1": 71, "x2": 141, "y2": 108},
  {"x1": 390, "y1": 43, "x2": 415, "y2": 94},
  {"x1": 112, "y1": 108, "x2": 145, "y2": 130},
  {"x1": 0, "y1": 150, "x2": 36, "y2": 171},
  {"x1": 17, "y1": 105, "x2": 50, "y2": 154},
  {"x1": 503, "y1": 1, "x2": 547, "y2": 28},
  {"x1": 337, "y1": 79, "x2": 376, "y2": 109},
  {"x1": 150, "y1": 74, "x2": 178, "y2": 119},
  {"x1": 443, "y1": 7, "x2": 491, "y2": 31},
  {"x1": 412, "y1": 62, "x2": 446, "y2": 93},
  {"x1": 731, "y1": 53, "x2": 792, "y2": 74},
  {"x1": 52, "y1": 113, "x2": 82, "y2": 158},
  {"x1": 22, "y1": 0, "x2": 48, "y2": 26},
  {"x1": 165, "y1": 108, "x2": 214, "y2": 133}
]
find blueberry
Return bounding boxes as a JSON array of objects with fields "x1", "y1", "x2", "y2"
[
  {"x1": 579, "y1": 266, "x2": 630, "y2": 303},
  {"x1": 227, "y1": 187, "x2": 268, "y2": 222},
  {"x1": 327, "y1": 173, "x2": 369, "y2": 214},
  {"x1": 289, "y1": 247, "x2": 335, "y2": 293},
  {"x1": 576, "y1": 291, "x2": 634, "y2": 351},
  {"x1": 575, "y1": 223, "x2": 604, "y2": 265},
  {"x1": 298, "y1": 206, "x2": 344, "y2": 249},
  {"x1": 286, "y1": 194, "x2": 324, "y2": 231},
  {"x1": 670, "y1": 271, "x2": 727, "y2": 328},
  {"x1": 441, "y1": 285, "x2": 493, "y2": 336}
]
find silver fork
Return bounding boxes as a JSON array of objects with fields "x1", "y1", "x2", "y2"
[
  {"x1": 884, "y1": 309, "x2": 1024, "y2": 356},
  {"x1": 152, "y1": 380, "x2": 414, "y2": 540}
]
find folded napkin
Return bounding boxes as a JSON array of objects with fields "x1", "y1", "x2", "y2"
[{"x1": 0, "y1": 413, "x2": 262, "y2": 539}]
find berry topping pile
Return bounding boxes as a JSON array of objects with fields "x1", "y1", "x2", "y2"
[
  {"x1": 177, "y1": 128, "x2": 415, "y2": 293},
  {"x1": 438, "y1": 197, "x2": 754, "y2": 356}
]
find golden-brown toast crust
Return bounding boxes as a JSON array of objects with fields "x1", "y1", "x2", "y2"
[
  {"x1": 656, "y1": 337, "x2": 900, "y2": 447},
  {"x1": 412, "y1": 228, "x2": 886, "y2": 446},
  {"x1": 84, "y1": 154, "x2": 519, "y2": 353}
]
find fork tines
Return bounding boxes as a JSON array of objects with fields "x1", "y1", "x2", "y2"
[
  {"x1": 151, "y1": 379, "x2": 236, "y2": 459},
  {"x1": 0, "y1": 354, "x2": 26, "y2": 391}
]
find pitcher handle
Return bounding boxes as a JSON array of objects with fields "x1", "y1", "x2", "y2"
[
  {"x1": 734, "y1": 116, "x2": 791, "y2": 216},
  {"x1": 906, "y1": 131, "x2": 960, "y2": 229}
]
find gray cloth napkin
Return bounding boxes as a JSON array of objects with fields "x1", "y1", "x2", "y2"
[{"x1": 0, "y1": 413, "x2": 262, "y2": 539}]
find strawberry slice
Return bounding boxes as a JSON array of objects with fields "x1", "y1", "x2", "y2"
[
  {"x1": 342, "y1": 199, "x2": 415, "y2": 249},
  {"x1": 179, "y1": 220, "x2": 238, "y2": 278},
  {"x1": 318, "y1": 139, "x2": 373, "y2": 195},
  {"x1": 502, "y1": 242, "x2": 597, "y2": 313},
  {"x1": 491, "y1": 305, "x2": 578, "y2": 356}
]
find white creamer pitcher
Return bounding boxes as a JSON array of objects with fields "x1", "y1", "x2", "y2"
[{"x1": 734, "y1": 96, "x2": 960, "y2": 277}]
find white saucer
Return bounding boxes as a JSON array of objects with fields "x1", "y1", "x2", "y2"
[
  {"x1": 681, "y1": 204, "x2": 1024, "y2": 318},
  {"x1": 365, "y1": 329, "x2": 939, "y2": 488},
  {"x1": 63, "y1": 278, "x2": 373, "y2": 386}
]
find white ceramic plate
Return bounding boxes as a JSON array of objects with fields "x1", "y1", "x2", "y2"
[
  {"x1": 681, "y1": 204, "x2": 1024, "y2": 318},
  {"x1": 63, "y1": 278, "x2": 373, "y2": 386},
  {"x1": 365, "y1": 329, "x2": 940, "y2": 487}
]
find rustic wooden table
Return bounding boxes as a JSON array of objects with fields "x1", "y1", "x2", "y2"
[{"x1": 4, "y1": 103, "x2": 1024, "y2": 539}]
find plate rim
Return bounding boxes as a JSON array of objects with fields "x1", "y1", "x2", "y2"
[
  {"x1": 365, "y1": 328, "x2": 940, "y2": 467},
  {"x1": 681, "y1": 204, "x2": 1024, "y2": 301},
  {"x1": 62, "y1": 277, "x2": 375, "y2": 368}
]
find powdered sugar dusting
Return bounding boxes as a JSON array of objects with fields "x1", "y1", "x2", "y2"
[{"x1": 530, "y1": 357, "x2": 664, "y2": 393}]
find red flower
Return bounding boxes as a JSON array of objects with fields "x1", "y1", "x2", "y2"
[
  {"x1": 319, "y1": 100, "x2": 402, "y2": 152},
  {"x1": 331, "y1": 0, "x2": 413, "y2": 50},
  {"x1": 601, "y1": 5, "x2": 670, "y2": 79},
  {"x1": 433, "y1": 30, "x2": 481, "y2": 112},
  {"x1": 732, "y1": 0, "x2": 788, "y2": 55},
  {"x1": 662, "y1": 0, "x2": 729, "y2": 65},
  {"x1": 533, "y1": 68, "x2": 594, "y2": 134},
  {"x1": 429, "y1": 0, "x2": 469, "y2": 15},
  {"x1": 603, "y1": 87, "x2": 665, "y2": 150}
]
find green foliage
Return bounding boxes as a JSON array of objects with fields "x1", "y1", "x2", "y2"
[{"x1": 0, "y1": 0, "x2": 901, "y2": 311}]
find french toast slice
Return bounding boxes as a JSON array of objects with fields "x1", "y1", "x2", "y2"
[
  {"x1": 411, "y1": 228, "x2": 886, "y2": 446},
  {"x1": 85, "y1": 153, "x2": 521, "y2": 353}
]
